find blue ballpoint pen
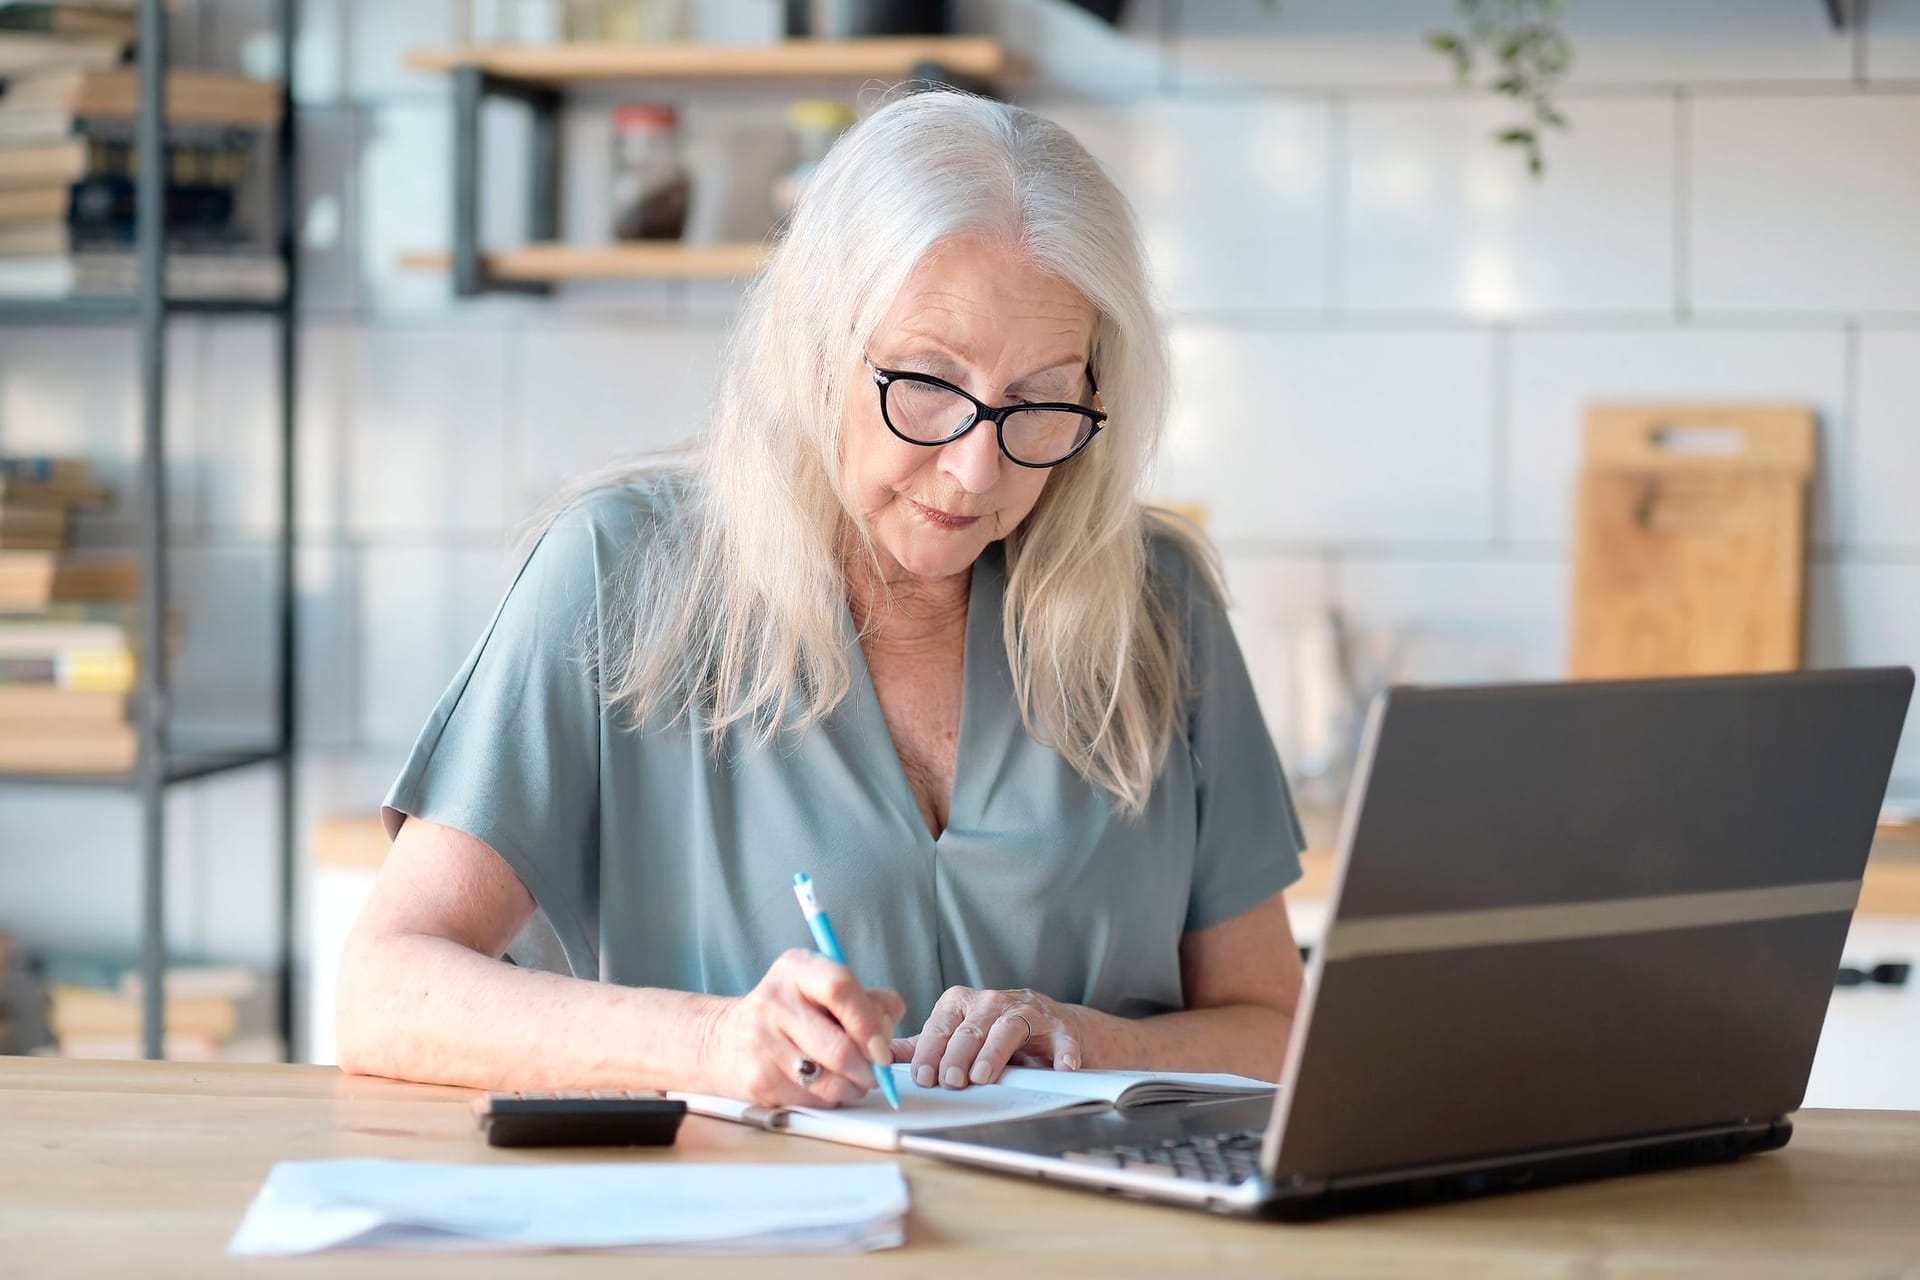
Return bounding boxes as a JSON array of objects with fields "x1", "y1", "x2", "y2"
[{"x1": 792, "y1": 872, "x2": 902, "y2": 1110}]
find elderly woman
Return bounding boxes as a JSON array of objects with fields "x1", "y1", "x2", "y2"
[{"x1": 337, "y1": 90, "x2": 1305, "y2": 1108}]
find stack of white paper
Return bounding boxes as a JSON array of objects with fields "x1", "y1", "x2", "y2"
[{"x1": 227, "y1": 1159, "x2": 909, "y2": 1255}]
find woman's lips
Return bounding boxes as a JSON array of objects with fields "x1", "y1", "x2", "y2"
[{"x1": 907, "y1": 498, "x2": 983, "y2": 530}]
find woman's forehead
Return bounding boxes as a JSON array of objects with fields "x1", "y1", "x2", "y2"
[{"x1": 875, "y1": 278, "x2": 1094, "y2": 380}]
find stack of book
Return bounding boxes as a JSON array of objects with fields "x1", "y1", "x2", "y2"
[
  {"x1": 0, "y1": 4, "x2": 284, "y2": 302},
  {"x1": 0, "y1": 454, "x2": 145, "y2": 774},
  {"x1": 0, "y1": 2, "x2": 133, "y2": 78},
  {"x1": 45, "y1": 961, "x2": 279, "y2": 1061}
]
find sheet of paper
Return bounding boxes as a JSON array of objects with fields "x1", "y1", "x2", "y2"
[{"x1": 226, "y1": 1159, "x2": 909, "y2": 1255}]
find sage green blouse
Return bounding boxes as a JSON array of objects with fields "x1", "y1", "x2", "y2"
[{"x1": 383, "y1": 477, "x2": 1303, "y2": 1029}]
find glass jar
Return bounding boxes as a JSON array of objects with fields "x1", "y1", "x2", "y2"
[
  {"x1": 771, "y1": 99, "x2": 854, "y2": 224},
  {"x1": 609, "y1": 102, "x2": 691, "y2": 241}
]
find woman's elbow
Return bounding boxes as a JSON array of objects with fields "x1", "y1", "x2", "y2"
[{"x1": 333, "y1": 924, "x2": 395, "y2": 1077}]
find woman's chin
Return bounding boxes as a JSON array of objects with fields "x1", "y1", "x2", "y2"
[{"x1": 877, "y1": 530, "x2": 986, "y2": 583}]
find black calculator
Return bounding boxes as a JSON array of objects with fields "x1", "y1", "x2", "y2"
[{"x1": 473, "y1": 1090, "x2": 687, "y2": 1148}]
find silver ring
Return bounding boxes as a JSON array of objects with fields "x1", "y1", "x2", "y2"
[
  {"x1": 793, "y1": 1056, "x2": 821, "y2": 1086},
  {"x1": 1004, "y1": 1011, "x2": 1035, "y2": 1044}
]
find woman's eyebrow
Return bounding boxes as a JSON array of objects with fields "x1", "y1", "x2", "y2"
[
  {"x1": 881, "y1": 342, "x2": 1084, "y2": 388},
  {"x1": 1011, "y1": 356, "x2": 1085, "y2": 384}
]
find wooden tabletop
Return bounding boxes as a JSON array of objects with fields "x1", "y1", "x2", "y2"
[{"x1": 2, "y1": 1058, "x2": 1917, "y2": 1278}]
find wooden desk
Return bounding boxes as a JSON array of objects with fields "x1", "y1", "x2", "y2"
[{"x1": 2, "y1": 1059, "x2": 1917, "y2": 1278}]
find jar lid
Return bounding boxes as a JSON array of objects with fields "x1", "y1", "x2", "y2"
[
  {"x1": 787, "y1": 99, "x2": 854, "y2": 131},
  {"x1": 614, "y1": 102, "x2": 678, "y2": 131}
]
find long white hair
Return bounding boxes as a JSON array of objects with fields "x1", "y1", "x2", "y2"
[{"x1": 592, "y1": 89, "x2": 1217, "y2": 817}]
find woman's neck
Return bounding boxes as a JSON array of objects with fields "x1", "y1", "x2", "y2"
[{"x1": 845, "y1": 553, "x2": 971, "y2": 657}]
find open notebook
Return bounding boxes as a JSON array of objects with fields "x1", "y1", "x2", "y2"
[{"x1": 670, "y1": 1065, "x2": 1275, "y2": 1153}]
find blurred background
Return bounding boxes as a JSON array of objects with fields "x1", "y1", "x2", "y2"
[{"x1": 0, "y1": 1, "x2": 1914, "y2": 1093}]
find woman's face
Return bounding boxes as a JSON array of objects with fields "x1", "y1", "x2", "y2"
[{"x1": 843, "y1": 235, "x2": 1098, "y2": 585}]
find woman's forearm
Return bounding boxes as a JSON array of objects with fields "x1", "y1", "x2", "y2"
[
  {"x1": 1071, "y1": 1004, "x2": 1293, "y2": 1083},
  {"x1": 335, "y1": 931, "x2": 724, "y2": 1092}
]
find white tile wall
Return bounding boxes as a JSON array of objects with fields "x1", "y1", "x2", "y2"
[
  {"x1": 1218, "y1": 552, "x2": 1337, "y2": 770},
  {"x1": 296, "y1": 107, "x2": 361, "y2": 315},
  {"x1": 1170, "y1": 0, "x2": 1459, "y2": 91},
  {"x1": 187, "y1": 322, "x2": 283, "y2": 534},
  {"x1": 342, "y1": 327, "x2": 515, "y2": 533},
  {"x1": 508, "y1": 322, "x2": 726, "y2": 517},
  {"x1": 296, "y1": 545, "x2": 359, "y2": 750},
  {"x1": 0, "y1": 790, "x2": 197, "y2": 954},
  {"x1": 1159, "y1": 328, "x2": 1497, "y2": 543},
  {"x1": 1556, "y1": 0, "x2": 1855, "y2": 84},
  {"x1": 355, "y1": 101, "x2": 457, "y2": 312},
  {"x1": 1807, "y1": 565, "x2": 1920, "y2": 788},
  {"x1": 1171, "y1": 0, "x2": 1856, "y2": 90},
  {"x1": 1503, "y1": 330, "x2": 1851, "y2": 547},
  {"x1": 355, "y1": 544, "x2": 515, "y2": 747},
  {"x1": 1333, "y1": 556, "x2": 1568, "y2": 685},
  {"x1": 345, "y1": 0, "x2": 459, "y2": 102},
  {"x1": 1343, "y1": 98, "x2": 1676, "y2": 316},
  {"x1": 292, "y1": 325, "x2": 353, "y2": 538},
  {"x1": 1855, "y1": 331, "x2": 1920, "y2": 549},
  {"x1": 1691, "y1": 96, "x2": 1920, "y2": 314},
  {"x1": 168, "y1": 543, "x2": 280, "y2": 741},
  {"x1": 1041, "y1": 97, "x2": 1332, "y2": 313}
]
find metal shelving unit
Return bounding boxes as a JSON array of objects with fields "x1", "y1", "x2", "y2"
[{"x1": 0, "y1": 0, "x2": 299, "y2": 1061}]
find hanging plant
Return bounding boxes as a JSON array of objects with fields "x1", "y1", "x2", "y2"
[
  {"x1": 1246, "y1": 0, "x2": 1575, "y2": 177},
  {"x1": 1425, "y1": 0, "x2": 1573, "y2": 177}
]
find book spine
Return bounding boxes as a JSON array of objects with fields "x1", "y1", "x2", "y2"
[{"x1": 63, "y1": 124, "x2": 261, "y2": 252}]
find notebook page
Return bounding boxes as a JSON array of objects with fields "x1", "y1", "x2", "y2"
[
  {"x1": 780, "y1": 1066, "x2": 1108, "y2": 1149},
  {"x1": 989, "y1": 1067, "x2": 1277, "y2": 1107}
]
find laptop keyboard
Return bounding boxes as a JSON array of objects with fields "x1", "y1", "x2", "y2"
[{"x1": 1060, "y1": 1126, "x2": 1266, "y2": 1184}]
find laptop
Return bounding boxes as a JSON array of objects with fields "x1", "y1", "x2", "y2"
[{"x1": 903, "y1": 667, "x2": 1915, "y2": 1218}]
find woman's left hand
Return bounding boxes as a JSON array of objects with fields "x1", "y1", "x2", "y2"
[{"x1": 892, "y1": 986, "x2": 1084, "y2": 1088}]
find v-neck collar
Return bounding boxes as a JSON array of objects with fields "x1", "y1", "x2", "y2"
[{"x1": 843, "y1": 543, "x2": 1006, "y2": 848}]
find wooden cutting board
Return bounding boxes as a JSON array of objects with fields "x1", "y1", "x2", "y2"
[{"x1": 1568, "y1": 403, "x2": 1816, "y2": 679}]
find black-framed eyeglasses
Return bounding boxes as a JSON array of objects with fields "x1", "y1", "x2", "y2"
[{"x1": 865, "y1": 356, "x2": 1107, "y2": 469}]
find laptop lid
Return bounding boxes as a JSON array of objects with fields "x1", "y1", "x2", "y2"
[{"x1": 1266, "y1": 668, "x2": 1914, "y2": 1183}]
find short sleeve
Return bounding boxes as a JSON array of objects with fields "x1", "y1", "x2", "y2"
[
  {"x1": 382, "y1": 490, "x2": 645, "y2": 973},
  {"x1": 1165, "y1": 539, "x2": 1307, "y2": 933}
]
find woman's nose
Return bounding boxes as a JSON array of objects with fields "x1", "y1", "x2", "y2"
[{"x1": 939, "y1": 413, "x2": 1005, "y2": 494}]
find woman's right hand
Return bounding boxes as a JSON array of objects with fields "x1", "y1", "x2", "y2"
[{"x1": 696, "y1": 949, "x2": 905, "y2": 1108}]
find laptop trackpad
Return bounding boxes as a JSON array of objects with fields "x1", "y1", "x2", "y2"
[{"x1": 903, "y1": 1095, "x2": 1275, "y2": 1158}]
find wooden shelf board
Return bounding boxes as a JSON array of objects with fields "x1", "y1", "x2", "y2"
[
  {"x1": 402, "y1": 37, "x2": 1016, "y2": 84},
  {"x1": 399, "y1": 242, "x2": 769, "y2": 281}
]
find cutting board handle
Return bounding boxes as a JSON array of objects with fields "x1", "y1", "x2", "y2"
[{"x1": 1583, "y1": 404, "x2": 1816, "y2": 474}]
